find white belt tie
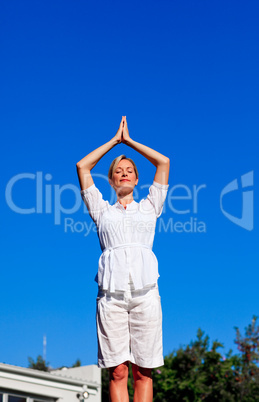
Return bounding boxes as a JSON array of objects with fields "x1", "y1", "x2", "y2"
[{"x1": 101, "y1": 243, "x2": 152, "y2": 292}]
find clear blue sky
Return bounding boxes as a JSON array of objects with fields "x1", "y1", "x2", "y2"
[{"x1": 1, "y1": 0, "x2": 258, "y2": 369}]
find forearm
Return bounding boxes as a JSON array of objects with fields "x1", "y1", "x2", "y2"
[
  {"x1": 76, "y1": 138, "x2": 119, "y2": 171},
  {"x1": 124, "y1": 138, "x2": 169, "y2": 167}
]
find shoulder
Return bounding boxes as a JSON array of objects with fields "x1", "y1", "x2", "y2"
[
  {"x1": 81, "y1": 183, "x2": 99, "y2": 197},
  {"x1": 81, "y1": 183, "x2": 107, "y2": 203},
  {"x1": 80, "y1": 183, "x2": 110, "y2": 224},
  {"x1": 142, "y1": 181, "x2": 169, "y2": 200},
  {"x1": 152, "y1": 181, "x2": 169, "y2": 191},
  {"x1": 139, "y1": 181, "x2": 169, "y2": 217}
]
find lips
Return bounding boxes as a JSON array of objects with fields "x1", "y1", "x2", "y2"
[{"x1": 120, "y1": 179, "x2": 130, "y2": 182}]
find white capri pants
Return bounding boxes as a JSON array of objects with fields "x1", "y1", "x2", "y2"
[{"x1": 96, "y1": 283, "x2": 164, "y2": 369}]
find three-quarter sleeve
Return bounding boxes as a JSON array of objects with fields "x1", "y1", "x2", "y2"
[
  {"x1": 144, "y1": 181, "x2": 169, "y2": 218},
  {"x1": 81, "y1": 184, "x2": 109, "y2": 225}
]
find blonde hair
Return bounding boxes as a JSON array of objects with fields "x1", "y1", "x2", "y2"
[{"x1": 108, "y1": 155, "x2": 139, "y2": 180}]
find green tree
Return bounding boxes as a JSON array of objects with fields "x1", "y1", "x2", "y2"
[
  {"x1": 153, "y1": 329, "x2": 240, "y2": 401},
  {"x1": 234, "y1": 315, "x2": 259, "y2": 401},
  {"x1": 28, "y1": 355, "x2": 49, "y2": 372},
  {"x1": 72, "y1": 359, "x2": 82, "y2": 367},
  {"x1": 101, "y1": 368, "x2": 110, "y2": 402},
  {"x1": 28, "y1": 356, "x2": 82, "y2": 371}
]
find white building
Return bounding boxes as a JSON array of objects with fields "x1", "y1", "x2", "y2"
[{"x1": 0, "y1": 363, "x2": 101, "y2": 402}]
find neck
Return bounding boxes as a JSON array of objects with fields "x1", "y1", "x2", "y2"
[{"x1": 117, "y1": 193, "x2": 134, "y2": 208}]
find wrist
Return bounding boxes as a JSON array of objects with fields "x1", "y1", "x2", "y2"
[
  {"x1": 111, "y1": 137, "x2": 121, "y2": 146},
  {"x1": 123, "y1": 137, "x2": 134, "y2": 146}
]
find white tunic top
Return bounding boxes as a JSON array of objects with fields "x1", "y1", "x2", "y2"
[{"x1": 81, "y1": 181, "x2": 169, "y2": 292}]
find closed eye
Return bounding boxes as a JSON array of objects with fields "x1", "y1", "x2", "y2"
[{"x1": 115, "y1": 169, "x2": 133, "y2": 173}]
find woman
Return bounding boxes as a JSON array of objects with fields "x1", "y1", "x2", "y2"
[{"x1": 76, "y1": 116, "x2": 170, "y2": 402}]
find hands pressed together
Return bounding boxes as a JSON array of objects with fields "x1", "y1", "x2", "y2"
[
  {"x1": 114, "y1": 116, "x2": 131, "y2": 144},
  {"x1": 76, "y1": 114, "x2": 170, "y2": 190}
]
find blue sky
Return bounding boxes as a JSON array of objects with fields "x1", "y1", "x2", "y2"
[{"x1": 1, "y1": 0, "x2": 258, "y2": 369}]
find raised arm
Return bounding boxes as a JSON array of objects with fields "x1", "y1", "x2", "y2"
[
  {"x1": 122, "y1": 117, "x2": 170, "y2": 185},
  {"x1": 76, "y1": 117, "x2": 124, "y2": 190}
]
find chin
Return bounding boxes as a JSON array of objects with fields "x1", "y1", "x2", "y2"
[{"x1": 116, "y1": 185, "x2": 134, "y2": 196}]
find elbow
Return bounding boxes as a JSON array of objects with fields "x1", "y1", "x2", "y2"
[
  {"x1": 76, "y1": 162, "x2": 91, "y2": 173},
  {"x1": 156, "y1": 157, "x2": 170, "y2": 169},
  {"x1": 76, "y1": 161, "x2": 83, "y2": 170},
  {"x1": 162, "y1": 156, "x2": 170, "y2": 166}
]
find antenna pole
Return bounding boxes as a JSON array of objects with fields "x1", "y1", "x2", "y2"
[{"x1": 43, "y1": 335, "x2": 47, "y2": 361}]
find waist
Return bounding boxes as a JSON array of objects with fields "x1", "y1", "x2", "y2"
[
  {"x1": 102, "y1": 242, "x2": 152, "y2": 253},
  {"x1": 97, "y1": 282, "x2": 158, "y2": 298},
  {"x1": 98, "y1": 242, "x2": 157, "y2": 293}
]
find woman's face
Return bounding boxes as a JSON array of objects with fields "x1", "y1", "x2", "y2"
[{"x1": 110, "y1": 159, "x2": 138, "y2": 195}]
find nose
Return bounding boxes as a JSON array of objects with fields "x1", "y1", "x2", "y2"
[{"x1": 121, "y1": 170, "x2": 128, "y2": 176}]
